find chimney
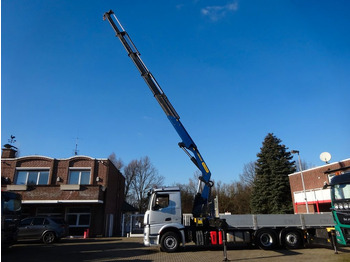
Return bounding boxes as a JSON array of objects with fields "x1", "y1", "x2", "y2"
[{"x1": 2, "y1": 144, "x2": 18, "y2": 158}]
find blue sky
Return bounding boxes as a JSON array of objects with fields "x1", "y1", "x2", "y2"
[{"x1": 2, "y1": 0, "x2": 349, "y2": 185}]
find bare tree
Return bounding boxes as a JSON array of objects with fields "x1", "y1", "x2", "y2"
[
  {"x1": 294, "y1": 159, "x2": 314, "y2": 172},
  {"x1": 176, "y1": 172, "x2": 199, "y2": 213},
  {"x1": 211, "y1": 180, "x2": 252, "y2": 214},
  {"x1": 126, "y1": 156, "x2": 164, "y2": 212},
  {"x1": 239, "y1": 161, "x2": 256, "y2": 187},
  {"x1": 108, "y1": 152, "x2": 124, "y2": 170},
  {"x1": 212, "y1": 181, "x2": 236, "y2": 213},
  {"x1": 123, "y1": 160, "x2": 138, "y2": 200}
]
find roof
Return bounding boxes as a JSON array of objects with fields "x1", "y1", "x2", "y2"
[
  {"x1": 122, "y1": 201, "x2": 138, "y2": 212},
  {"x1": 288, "y1": 158, "x2": 350, "y2": 177},
  {"x1": 2, "y1": 155, "x2": 106, "y2": 161},
  {"x1": 1, "y1": 155, "x2": 120, "y2": 171},
  {"x1": 329, "y1": 172, "x2": 350, "y2": 186}
]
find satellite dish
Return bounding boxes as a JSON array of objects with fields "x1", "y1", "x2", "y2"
[{"x1": 320, "y1": 152, "x2": 332, "y2": 163}]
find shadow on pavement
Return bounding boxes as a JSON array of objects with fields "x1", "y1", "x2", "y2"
[{"x1": 2, "y1": 238, "x2": 154, "y2": 262}]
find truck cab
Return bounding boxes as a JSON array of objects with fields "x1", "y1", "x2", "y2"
[
  {"x1": 143, "y1": 187, "x2": 185, "y2": 251},
  {"x1": 329, "y1": 172, "x2": 350, "y2": 245}
]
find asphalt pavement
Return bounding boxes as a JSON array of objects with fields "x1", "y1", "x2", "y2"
[{"x1": 2, "y1": 237, "x2": 350, "y2": 262}]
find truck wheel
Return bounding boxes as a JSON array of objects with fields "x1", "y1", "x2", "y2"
[
  {"x1": 255, "y1": 230, "x2": 277, "y2": 250},
  {"x1": 283, "y1": 230, "x2": 302, "y2": 249},
  {"x1": 160, "y1": 231, "x2": 180, "y2": 253},
  {"x1": 42, "y1": 231, "x2": 56, "y2": 244}
]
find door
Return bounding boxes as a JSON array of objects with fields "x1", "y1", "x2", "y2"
[
  {"x1": 18, "y1": 218, "x2": 33, "y2": 238},
  {"x1": 18, "y1": 217, "x2": 46, "y2": 239},
  {"x1": 148, "y1": 191, "x2": 182, "y2": 234}
]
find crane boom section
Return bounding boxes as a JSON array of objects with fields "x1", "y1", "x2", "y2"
[{"x1": 103, "y1": 10, "x2": 212, "y2": 212}]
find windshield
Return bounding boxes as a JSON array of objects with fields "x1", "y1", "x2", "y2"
[{"x1": 333, "y1": 183, "x2": 350, "y2": 200}]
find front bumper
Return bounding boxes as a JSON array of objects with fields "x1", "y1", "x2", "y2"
[{"x1": 143, "y1": 225, "x2": 159, "y2": 247}]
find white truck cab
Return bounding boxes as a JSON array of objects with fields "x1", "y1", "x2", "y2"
[{"x1": 143, "y1": 187, "x2": 185, "y2": 252}]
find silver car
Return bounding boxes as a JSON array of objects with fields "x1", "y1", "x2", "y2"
[{"x1": 18, "y1": 217, "x2": 69, "y2": 244}]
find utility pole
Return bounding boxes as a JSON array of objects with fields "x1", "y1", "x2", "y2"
[{"x1": 291, "y1": 150, "x2": 309, "y2": 213}]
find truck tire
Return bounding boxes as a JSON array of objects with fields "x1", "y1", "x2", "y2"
[
  {"x1": 42, "y1": 231, "x2": 56, "y2": 244},
  {"x1": 255, "y1": 229, "x2": 277, "y2": 250},
  {"x1": 283, "y1": 230, "x2": 302, "y2": 249},
  {"x1": 160, "y1": 231, "x2": 180, "y2": 253}
]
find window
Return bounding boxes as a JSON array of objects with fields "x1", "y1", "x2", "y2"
[
  {"x1": 50, "y1": 218, "x2": 66, "y2": 225},
  {"x1": 68, "y1": 170, "x2": 91, "y2": 185},
  {"x1": 334, "y1": 184, "x2": 350, "y2": 200},
  {"x1": 32, "y1": 217, "x2": 45, "y2": 225},
  {"x1": 20, "y1": 218, "x2": 33, "y2": 227},
  {"x1": 153, "y1": 194, "x2": 169, "y2": 210},
  {"x1": 66, "y1": 207, "x2": 91, "y2": 227},
  {"x1": 15, "y1": 170, "x2": 49, "y2": 185},
  {"x1": 37, "y1": 207, "x2": 64, "y2": 217}
]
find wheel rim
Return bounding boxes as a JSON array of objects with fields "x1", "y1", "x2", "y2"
[
  {"x1": 164, "y1": 236, "x2": 177, "y2": 250},
  {"x1": 286, "y1": 233, "x2": 297, "y2": 245},
  {"x1": 260, "y1": 233, "x2": 273, "y2": 247},
  {"x1": 43, "y1": 232, "x2": 55, "y2": 243}
]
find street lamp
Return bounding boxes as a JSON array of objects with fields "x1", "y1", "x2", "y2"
[{"x1": 291, "y1": 150, "x2": 309, "y2": 214}]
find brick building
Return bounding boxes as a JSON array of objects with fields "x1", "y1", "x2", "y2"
[
  {"x1": 289, "y1": 158, "x2": 350, "y2": 214},
  {"x1": 1, "y1": 147, "x2": 125, "y2": 237}
]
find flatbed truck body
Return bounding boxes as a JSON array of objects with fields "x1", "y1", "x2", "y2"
[{"x1": 221, "y1": 213, "x2": 334, "y2": 229}]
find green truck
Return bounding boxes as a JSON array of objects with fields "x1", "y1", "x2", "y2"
[{"x1": 326, "y1": 172, "x2": 350, "y2": 248}]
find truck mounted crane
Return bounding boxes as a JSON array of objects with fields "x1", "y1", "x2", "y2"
[
  {"x1": 103, "y1": 10, "x2": 347, "y2": 255},
  {"x1": 103, "y1": 10, "x2": 214, "y2": 219}
]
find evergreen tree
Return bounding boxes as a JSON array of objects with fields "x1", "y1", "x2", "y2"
[{"x1": 250, "y1": 133, "x2": 295, "y2": 214}]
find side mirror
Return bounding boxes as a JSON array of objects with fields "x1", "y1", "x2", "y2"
[{"x1": 323, "y1": 182, "x2": 330, "y2": 189}]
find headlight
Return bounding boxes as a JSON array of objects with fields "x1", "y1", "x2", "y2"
[
  {"x1": 344, "y1": 203, "x2": 349, "y2": 209},
  {"x1": 334, "y1": 203, "x2": 339, "y2": 209},
  {"x1": 339, "y1": 203, "x2": 344, "y2": 209}
]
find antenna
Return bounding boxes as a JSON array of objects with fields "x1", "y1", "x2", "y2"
[
  {"x1": 320, "y1": 152, "x2": 331, "y2": 164},
  {"x1": 74, "y1": 137, "x2": 79, "y2": 156},
  {"x1": 8, "y1": 135, "x2": 16, "y2": 144}
]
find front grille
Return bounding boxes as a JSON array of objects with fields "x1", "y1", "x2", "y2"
[
  {"x1": 341, "y1": 228, "x2": 350, "y2": 243},
  {"x1": 336, "y1": 212, "x2": 350, "y2": 225}
]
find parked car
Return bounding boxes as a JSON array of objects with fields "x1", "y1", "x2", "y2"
[{"x1": 18, "y1": 216, "x2": 69, "y2": 244}]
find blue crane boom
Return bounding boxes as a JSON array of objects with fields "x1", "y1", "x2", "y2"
[{"x1": 103, "y1": 10, "x2": 213, "y2": 217}]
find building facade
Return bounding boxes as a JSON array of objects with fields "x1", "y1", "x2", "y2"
[
  {"x1": 289, "y1": 158, "x2": 350, "y2": 214},
  {"x1": 1, "y1": 148, "x2": 125, "y2": 237}
]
